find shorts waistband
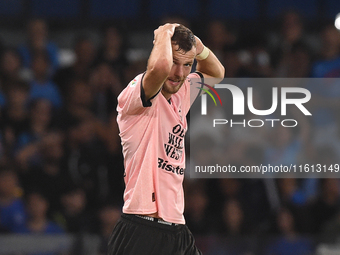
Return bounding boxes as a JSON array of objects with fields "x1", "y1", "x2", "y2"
[
  {"x1": 121, "y1": 213, "x2": 183, "y2": 231},
  {"x1": 135, "y1": 214, "x2": 179, "y2": 226}
]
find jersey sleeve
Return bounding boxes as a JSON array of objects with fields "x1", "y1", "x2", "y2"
[
  {"x1": 189, "y1": 72, "x2": 204, "y2": 107},
  {"x1": 176, "y1": 72, "x2": 204, "y2": 116},
  {"x1": 117, "y1": 73, "x2": 160, "y2": 115}
]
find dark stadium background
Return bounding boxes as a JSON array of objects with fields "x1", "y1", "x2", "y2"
[{"x1": 0, "y1": 0, "x2": 340, "y2": 254}]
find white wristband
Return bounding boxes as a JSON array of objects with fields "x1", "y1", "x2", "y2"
[{"x1": 196, "y1": 46, "x2": 210, "y2": 60}]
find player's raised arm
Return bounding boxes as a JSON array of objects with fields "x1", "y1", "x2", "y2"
[
  {"x1": 195, "y1": 36, "x2": 225, "y2": 82},
  {"x1": 189, "y1": 36, "x2": 225, "y2": 105},
  {"x1": 142, "y1": 23, "x2": 179, "y2": 101}
]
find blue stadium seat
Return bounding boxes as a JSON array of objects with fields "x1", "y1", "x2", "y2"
[
  {"x1": 0, "y1": 0, "x2": 23, "y2": 16},
  {"x1": 208, "y1": 0, "x2": 259, "y2": 19},
  {"x1": 149, "y1": 0, "x2": 200, "y2": 19},
  {"x1": 31, "y1": 0, "x2": 81, "y2": 18},
  {"x1": 267, "y1": 0, "x2": 317, "y2": 18},
  {"x1": 324, "y1": 0, "x2": 340, "y2": 19},
  {"x1": 90, "y1": 0, "x2": 140, "y2": 19}
]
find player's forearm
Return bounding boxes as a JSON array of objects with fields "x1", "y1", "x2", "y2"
[
  {"x1": 147, "y1": 33, "x2": 173, "y2": 77},
  {"x1": 144, "y1": 31, "x2": 173, "y2": 99},
  {"x1": 196, "y1": 49, "x2": 225, "y2": 79}
]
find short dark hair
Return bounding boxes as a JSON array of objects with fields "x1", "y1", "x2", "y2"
[{"x1": 171, "y1": 25, "x2": 196, "y2": 53}]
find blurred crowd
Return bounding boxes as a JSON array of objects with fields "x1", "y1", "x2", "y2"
[{"x1": 0, "y1": 10, "x2": 340, "y2": 255}]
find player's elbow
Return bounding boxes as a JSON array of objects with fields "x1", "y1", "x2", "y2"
[
  {"x1": 217, "y1": 64, "x2": 225, "y2": 79},
  {"x1": 148, "y1": 58, "x2": 172, "y2": 78}
]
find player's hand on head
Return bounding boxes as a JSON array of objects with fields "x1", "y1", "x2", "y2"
[
  {"x1": 153, "y1": 23, "x2": 180, "y2": 44},
  {"x1": 194, "y1": 36, "x2": 205, "y2": 56}
]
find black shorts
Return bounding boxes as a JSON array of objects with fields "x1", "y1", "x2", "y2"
[{"x1": 107, "y1": 213, "x2": 202, "y2": 255}]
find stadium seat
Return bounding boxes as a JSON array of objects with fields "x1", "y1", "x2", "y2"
[
  {"x1": 149, "y1": 0, "x2": 200, "y2": 19},
  {"x1": 266, "y1": 0, "x2": 317, "y2": 18},
  {"x1": 0, "y1": 0, "x2": 23, "y2": 16},
  {"x1": 324, "y1": 0, "x2": 340, "y2": 19},
  {"x1": 208, "y1": 0, "x2": 259, "y2": 19},
  {"x1": 31, "y1": 0, "x2": 81, "y2": 18},
  {"x1": 90, "y1": 0, "x2": 140, "y2": 19}
]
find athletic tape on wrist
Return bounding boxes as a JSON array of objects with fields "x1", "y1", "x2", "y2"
[{"x1": 196, "y1": 46, "x2": 210, "y2": 60}]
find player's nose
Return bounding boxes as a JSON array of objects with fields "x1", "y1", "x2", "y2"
[{"x1": 174, "y1": 65, "x2": 184, "y2": 78}]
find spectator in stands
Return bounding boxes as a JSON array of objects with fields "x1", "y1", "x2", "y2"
[
  {"x1": 278, "y1": 178, "x2": 307, "y2": 207},
  {"x1": 226, "y1": 86, "x2": 269, "y2": 149},
  {"x1": 277, "y1": 178, "x2": 313, "y2": 233},
  {"x1": 20, "y1": 131, "x2": 67, "y2": 214},
  {"x1": 237, "y1": 34, "x2": 273, "y2": 77},
  {"x1": 312, "y1": 24, "x2": 340, "y2": 77},
  {"x1": 57, "y1": 78, "x2": 121, "y2": 155},
  {"x1": 0, "y1": 48, "x2": 11, "y2": 106},
  {"x1": 96, "y1": 25, "x2": 128, "y2": 76},
  {"x1": 18, "y1": 19, "x2": 59, "y2": 75},
  {"x1": 123, "y1": 57, "x2": 148, "y2": 86},
  {"x1": 264, "y1": 106, "x2": 310, "y2": 167},
  {"x1": 222, "y1": 46, "x2": 244, "y2": 78},
  {"x1": 280, "y1": 11, "x2": 304, "y2": 46},
  {"x1": 220, "y1": 199, "x2": 247, "y2": 236},
  {"x1": 265, "y1": 208, "x2": 313, "y2": 255},
  {"x1": 89, "y1": 61, "x2": 123, "y2": 122},
  {"x1": 306, "y1": 25, "x2": 340, "y2": 146},
  {"x1": 53, "y1": 35, "x2": 96, "y2": 97},
  {"x1": 1, "y1": 80, "x2": 30, "y2": 155},
  {"x1": 320, "y1": 209, "x2": 340, "y2": 244},
  {"x1": 89, "y1": 62, "x2": 124, "y2": 154},
  {"x1": 0, "y1": 48, "x2": 26, "y2": 85},
  {"x1": 29, "y1": 50, "x2": 62, "y2": 108},
  {"x1": 205, "y1": 20, "x2": 237, "y2": 61},
  {"x1": 207, "y1": 199, "x2": 252, "y2": 255},
  {"x1": 15, "y1": 99, "x2": 54, "y2": 170},
  {"x1": 310, "y1": 179, "x2": 340, "y2": 233},
  {"x1": 265, "y1": 125, "x2": 302, "y2": 167},
  {"x1": 64, "y1": 117, "x2": 110, "y2": 208},
  {"x1": 56, "y1": 79, "x2": 94, "y2": 130},
  {"x1": 270, "y1": 10, "x2": 314, "y2": 77},
  {"x1": 55, "y1": 186, "x2": 96, "y2": 233},
  {"x1": 218, "y1": 179, "x2": 242, "y2": 202},
  {"x1": 240, "y1": 147, "x2": 272, "y2": 233},
  {"x1": 17, "y1": 191, "x2": 63, "y2": 234},
  {"x1": 207, "y1": 179, "x2": 243, "y2": 217},
  {"x1": 184, "y1": 182, "x2": 215, "y2": 236},
  {"x1": 0, "y1": 167, "x2": 26, "y2": 232},
  {"x1": 285, "y1": 42, "x2": 313, "y2": 77},
  {"x1": 297, "y1": 146, "x2": 336, "y2": 210},
  {"x1": 97, "y1": 203, "x2": 121, "y2": 255}
]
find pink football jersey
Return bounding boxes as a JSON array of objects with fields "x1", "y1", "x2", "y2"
[{"x1": 117, "y1": 72, "x2": 201, "y2": 224}]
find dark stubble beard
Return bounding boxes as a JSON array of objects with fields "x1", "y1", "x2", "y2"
[{"x1": 162, "y1": 79, "x2": 185, "y2": 96}]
